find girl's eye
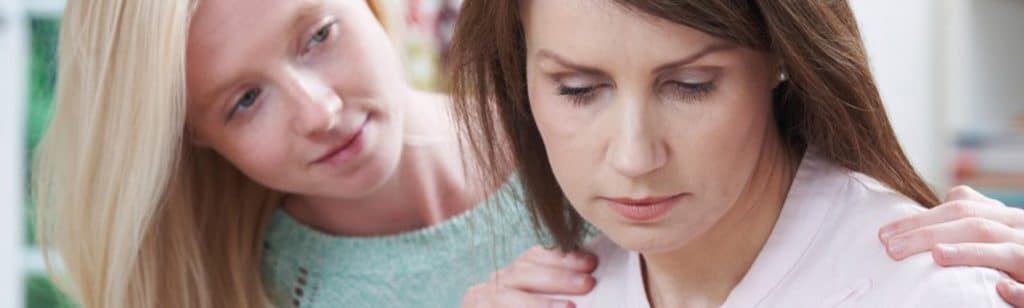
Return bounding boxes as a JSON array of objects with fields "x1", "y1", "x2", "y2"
[
  {"x1": 227, "y1": 88, "x2": 262, "y2": 121},
  {"x1": 305, "y1": 22, "x2": 334, "y2": 51}
]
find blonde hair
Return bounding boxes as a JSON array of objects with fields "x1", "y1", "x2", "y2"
[{"x1": 34, "y1": 1, "x2": 278, "y2": 307}]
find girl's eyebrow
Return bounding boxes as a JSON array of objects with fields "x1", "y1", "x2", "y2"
[{"x1": 290, "y1": 0, "x2": 326, "y2": 36}]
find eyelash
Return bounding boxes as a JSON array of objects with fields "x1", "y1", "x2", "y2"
[
  {"x1": 558, "y1": 85, "x2": 599, "y2": 106},
  {"x1": 664, "y1": 81, "x2": 715, "y2": 102},
  {"x1": 557, "y1": 81, "x2": 715, "y2": 106},
  {"x1": 304, "y1": 21, "x2": 336, "y2": 53},
  {"x1": 226, "y1": 88, "x2": 262, "y2": 122}
]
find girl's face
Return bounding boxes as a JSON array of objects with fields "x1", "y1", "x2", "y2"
[
  {"x1": 523, "y1": 0, "x2": 781, "y2": 253},
  {"x1": 185, "y1": 0, "x2": 406, "y2": 199}
]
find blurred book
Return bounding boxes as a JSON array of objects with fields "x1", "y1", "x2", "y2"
[
  {"x1": 372, "y1": 0, "x2": 461, "y2": 91},
  {"x1": 955, "y1": 127, "x2": 1024, "y2": 207}
]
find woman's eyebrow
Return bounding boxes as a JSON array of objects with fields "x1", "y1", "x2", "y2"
[
  {"x1": 535, "y1": 49, "x2": 606, "y2": 76},
  {"x1": 534, "y1": 42, "x2": 736, "y2": 77},
  {"x1": 650, "y1": 42, "x2": 736, "y2": 75}
]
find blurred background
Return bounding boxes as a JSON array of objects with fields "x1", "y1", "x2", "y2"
[{"x1": 1, "y1": 0, "x2": 1021, "y2": 306}]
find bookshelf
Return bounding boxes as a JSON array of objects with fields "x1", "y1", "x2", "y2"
[
  {"x1": 853, "y1": 0, "x2": 1023, "y2": 207},
  {"x1": 944, "y1": 1, "x2": 1024, "y2": 206}
]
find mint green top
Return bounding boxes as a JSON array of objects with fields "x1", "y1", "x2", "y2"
[{"x1": 260, "y1": 179, "x2": 543, "y2": 308}]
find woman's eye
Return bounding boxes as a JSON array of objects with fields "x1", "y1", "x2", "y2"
[
  {"x1": 227, "y1": 88, "x2": 262, "y2": 121},
  {"x1": 666, "y1": 81, "x2": 715, "y2": 102},
  {"x1": 558, "y1": 85, "x2": 598, "y2": 106},
  {"x1": 558, "y1": 85, "x2": 594, "y2": 96}
]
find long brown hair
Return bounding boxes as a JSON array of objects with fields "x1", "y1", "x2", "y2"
[{"x1": 448, "y1": 0, "x2": 939, "y2": 250}]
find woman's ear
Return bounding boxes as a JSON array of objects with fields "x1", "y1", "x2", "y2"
[
  {"x1": 768, "y1": 54, "x2": 787, "y2": 88},
  {"x1": 776, "y1": 57, "x2": 788, "y2": 81},
  {"x1": 772, "y1": 67, "x2": 787, "y2": 91}
]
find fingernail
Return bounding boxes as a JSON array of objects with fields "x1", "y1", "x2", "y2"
[
  {"x1": 879, "y1": 225, "x2": 898, "y2": 241},
  {"x1": 1000, "y1": 279, "x2": 1021, "y2": 297},
  {"x1": 550, "y1": 300, "x2": 572, "y2": 308},
  {"x1": 574, "y1": 275, "x2": 590, "y2": 287},
  {"x1": 887, "y1": 237, "x2": 906, "y2": 256},
  {"x1": 1010, "y1": 282, "x2": 1022, "y2": 296},
  {"x1": 936, "y1": 244, "x2": 958, "y2": 260},
  {"x1": 567, "y1": 253, "x2": 592, "y2": 268},
  {"x1": 579, "y1": 254, "x2": 596, "y2": 268}
]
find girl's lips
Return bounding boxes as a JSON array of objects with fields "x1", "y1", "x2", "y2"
[
  {"x1": 602, "y1": 193, "x2": 686, "y2": 222},
  {"x1": 312, "y1": 117, "x2": 369, "y2": 165}
]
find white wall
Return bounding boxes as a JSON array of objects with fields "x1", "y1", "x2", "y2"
[
  {"x1": 0, "y1": 0, "x2": 26, "y2": 306},
  {"x1": 24, "y1": 0, "x2": 62, "y2": 18},
  {"x1": 946, "y1": 1, "x2": 1024, "y2": 134},
  {"x1": 850, "y1": 1, "x2": 948, "y2": 187}
]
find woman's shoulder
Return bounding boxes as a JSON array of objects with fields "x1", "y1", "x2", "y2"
[
  {"x1": 769, "y1": 247, "x2": 1008, "y2": 306},
  {"x1": 548, "y1": 235, "x2": 649, "y2": 308},
  {"x1": 581, "y1": 234, "x2": 630, "y2": 262},
  {"x1": 795, "y1": 152, "x2": 928, "y2": 231},
  {"x1": 852, "y1": 252, "x2": 1009, "y2": 307},
  {"x1": 793, "y1": 162, "x2": 1009, "y2": 306}
]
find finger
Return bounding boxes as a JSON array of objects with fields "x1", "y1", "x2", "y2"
[
  {"x1": 946, "y1": 185, "x2": 1003, "y2": 204},
  {"x1": 492, "y1": 260, "x2": 596, "y2": 295},
  {"x1": 879, "y1": 200, "x2": 1024, "y2": 242},
  {"x1": 997, "y1": 279, "x2": 1024, "y2": 307},
  {"x1": 463, "y1": 284, "x2": 575, "y2": 308},
  {"x1": 496, "y1": 288, "x2": 576, "y2": 308},
  {"x1": 883, "y1": 217, "x2": 1024, "y2": 260},
  {"x1": 519, "y1": 246, "x2": 598, "y2": 273},
  {"x1": 931, "y1": 243, "x2": 1024, "y2": 281}
]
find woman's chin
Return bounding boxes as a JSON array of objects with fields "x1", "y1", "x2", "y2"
[{"x1": 601, "y1": 227, "x2": 699, "y2": 254}]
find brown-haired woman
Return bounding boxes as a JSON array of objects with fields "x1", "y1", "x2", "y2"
[{"x1": 451, "y1": 0, "x2": 1016, "y2": 306}]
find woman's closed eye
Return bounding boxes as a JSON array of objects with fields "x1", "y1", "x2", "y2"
[
  {"x1": 555, "y1": 73, "x2": 608, "y2": 106},
  {"x1": 659, "y1": 68, "x2": 720, "y2": 102},
  {"x1": 556, "y1": 80, "x2": 716, "y2": 106},
  {"x1": 662, "y1": 80, "x2": 715, "y2": 102},
  {"x1": 558, "y1": 84, "x2": 601, "y2": 106}
]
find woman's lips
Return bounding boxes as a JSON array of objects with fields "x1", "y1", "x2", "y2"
[{"x1": 602, "y1": 193, "x2": 686, "y2": 222}]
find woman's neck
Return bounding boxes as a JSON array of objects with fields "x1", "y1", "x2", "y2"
[
  {"x1": 642, "y1": 133, "x2": 800, "y2": 307},
  {"x1": 285, "y1": 90, "x2": 485, "y2": 236}
]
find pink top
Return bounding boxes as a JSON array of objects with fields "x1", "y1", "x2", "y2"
[{"x1": 554, "y1": 152, "x2": 1009, "y2": 307}]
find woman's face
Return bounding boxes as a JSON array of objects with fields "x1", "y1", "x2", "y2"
[
  {"x1": 523, "y1": 0, "x2": 781, "y2": 253},
  {"x1": 185, "y1": 0, "x2": 406, "y2": 199}
]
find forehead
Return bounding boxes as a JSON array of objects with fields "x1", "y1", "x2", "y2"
[
  {"x1": 189, "y1": 0, "x2": 318, "y2": 46},
  {"x1": 189, "y1": 0, "x2": 292, "y2": 58},
  {"x1": 186, "y1": 0, "x2": 322, "y2": 100},
  {"x1": 524, "y1": 0, "x2": 727, "y2": 68}
]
